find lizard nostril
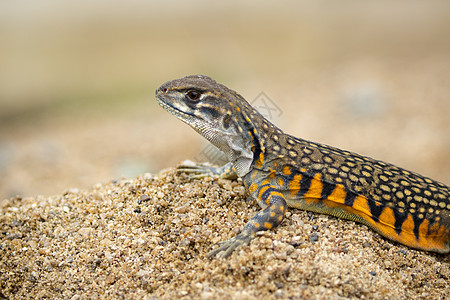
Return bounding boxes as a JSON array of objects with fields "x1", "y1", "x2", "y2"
[{"x1": 162, "y1": 88, "x2": 168, "y2": 93}]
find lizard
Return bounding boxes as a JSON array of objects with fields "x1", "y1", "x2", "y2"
[{"x1": 155, "y1": 74, "x2": 449, "y2": 258}]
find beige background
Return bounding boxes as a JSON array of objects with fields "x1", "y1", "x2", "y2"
[{"x1": 1, "y1": 0, "x2": 449, "y2": 199}]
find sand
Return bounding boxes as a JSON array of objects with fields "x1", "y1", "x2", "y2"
[{"x1": 1, "y1": 166, "x2": 448, "y2": 299}]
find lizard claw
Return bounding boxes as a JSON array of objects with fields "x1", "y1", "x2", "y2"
[
  {"x1": 177, "y1": 161, "x2": 237, "y2": 180},
  {"x1": 177, "y1": 161, "x2": 220, "y2": 179},
  {"x1": 207, "y1": 232, "x2": 253, "y2": 259}
]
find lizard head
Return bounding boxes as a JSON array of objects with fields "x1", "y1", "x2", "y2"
[{"x1": 155, "y1": 74, "x2": 260, "y2": 176}]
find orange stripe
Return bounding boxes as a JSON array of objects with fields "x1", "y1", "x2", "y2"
[
  {"x1": 418, "y1": 219, "x2": 429, "y2": 240},
  {"x1": 255, "y1": 153, "x2": 264, "y2": 168},
  {"x1": 400, "y1": 214, "x2": 415, "y2": 236},
  {"x1": 398, "y1": 214, "x2": 417, "y2": 247},
  {"x1": 258, "y1": 185, "x2": 270, "y2": 200},
  {"x1": 327, "y1": 184, "x2": 346, "y2": 205},
  {"x1": 288, "y1": 174, "x2": 302, "y2": 197},
  {"x1": 265, "y1": 190, "x2": 285, "y2": 205},
  {"x1": 350, "y1": 195, "x2": 372, "y2": 218},
  {"x1": 303, "y1": 173, "x2": 323, "y2": 199},
  {"x1": 378, "y1": 206, "x2": 395, "y2": 228}
]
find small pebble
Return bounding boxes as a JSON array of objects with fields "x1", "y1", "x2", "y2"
[
  {"x1": 139, "y1": 194, "x2": 151, "y2": 202},
  {"x1": 397, "y1": 249, "x2": 407, "y2": 256},
  {"x1": 309, "y1": 232, "x2": 319, "y2": 243},
  {"x1": 10, "y1": 219, "x2": 22, "y2": 227},
  {"x1": 6, "y1": 233, "x2": 22, "y2": 240},
  {"x1": 289, "y1": 241, "x2": 302, "y2": 247}
]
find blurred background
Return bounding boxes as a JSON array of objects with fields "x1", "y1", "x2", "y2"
[{"x1": 1, "y1": 0, "x2": 449, "y2": 199}]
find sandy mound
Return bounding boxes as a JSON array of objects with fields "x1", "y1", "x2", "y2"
[{"x1": 1, "y1": 168, "x2": 448, "y2": 299}]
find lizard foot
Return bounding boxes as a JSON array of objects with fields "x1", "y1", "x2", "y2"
[
  {"x1": 177, "y1": 161, "x2": 237, "y2": 180},
  {"x1": 207, "y1": 231, "x2": 254, "y2": 259}
]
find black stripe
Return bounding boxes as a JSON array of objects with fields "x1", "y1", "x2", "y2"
[
  {"x1": 367, "y1": 200, "x2": 385, "y2": 223},
  {"x1": 242, "y1": 117, "x2": 263, "y2": 167},
  {"x1": 393, "y1": 208, "x2": 408, "y2": 235},
  {"x1": 321, "y1": 182, "x2": 336, "y2": 200},
  {"x1": 260, "y1": 186, "x2": 278, "y2": 201},
  {"x1": 298, "y1": 174, "x2": 313, "y2": 197},
  {"x1": 200, "y1": 106, "x2": 221, "y2": 118},
  {"x1": 344, "y1": 191, "x2": 357, "y2": 207},
  {"x1": 412, "y1": 213, "x2": 425, "y2": 240}
]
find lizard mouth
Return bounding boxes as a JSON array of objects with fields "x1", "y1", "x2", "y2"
[{"x1": 156, "y1": 95, "x2": 198, "y2": 120}]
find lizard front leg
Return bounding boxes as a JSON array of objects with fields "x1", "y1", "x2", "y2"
[
  {"x1": 207, "y1": 180, "x2": 287, "y2": 259},
  {"x1": 178, "y1": 161, "x2": 238, "y2": 180}
]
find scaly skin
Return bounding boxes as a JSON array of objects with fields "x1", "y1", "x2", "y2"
[{"x1": 155, "y1": 75, "x2": 449, "y2": 258}]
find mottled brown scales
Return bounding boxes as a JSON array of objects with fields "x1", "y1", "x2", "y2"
[{"x1": 156, "y1": 75, "x2": 449, "y2": 258}]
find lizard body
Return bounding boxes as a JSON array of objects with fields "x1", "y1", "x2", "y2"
[{"x1": 155, "y1": 75, "x2": 449, "y2": 258}]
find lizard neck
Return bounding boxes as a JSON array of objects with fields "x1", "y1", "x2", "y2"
[{"x1": 229, "y1": 101, "x2": 282, "y2": 177}]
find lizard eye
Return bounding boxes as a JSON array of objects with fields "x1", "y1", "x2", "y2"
[{"x1": 186, "y1": 90, "x2": 201, "y2": 101}]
